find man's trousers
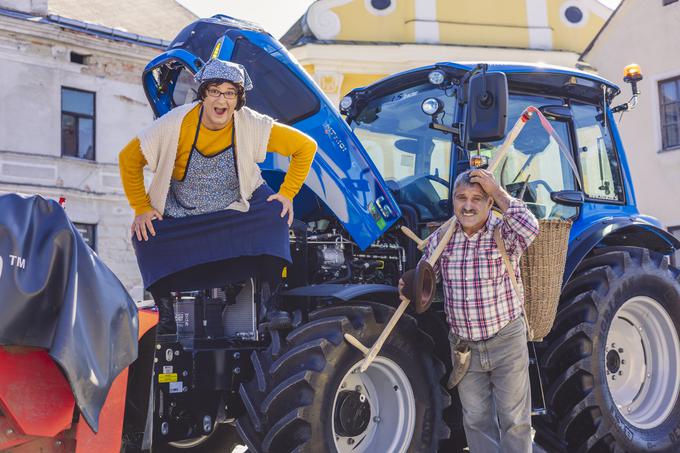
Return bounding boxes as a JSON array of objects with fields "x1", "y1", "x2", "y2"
[{"x1": 453, "y1": 316, "x2": 532, "y2": 453}]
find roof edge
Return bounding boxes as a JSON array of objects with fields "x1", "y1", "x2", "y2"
[
  {"x1": 0, "y1": 6, "x2": 170, "y2": 49},
  {"x1": 580, "y1": 0, "x2": 625, "y2": 61}
]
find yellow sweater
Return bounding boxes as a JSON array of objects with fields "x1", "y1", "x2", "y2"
[{"x1": 119, "y1": 105, "x2": 316, "y2": 216}]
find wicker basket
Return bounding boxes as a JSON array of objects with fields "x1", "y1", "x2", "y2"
[{"x1": 519, "y1": 219, "x2": 572, "y2": 341}]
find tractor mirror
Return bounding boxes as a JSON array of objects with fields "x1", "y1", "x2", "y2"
[
  {"x1": 466, "y1": 71, "x2": 508, "y2": 143},
  {"x1": 551, "y1": 190, "x2": 585, "y2": 207}
]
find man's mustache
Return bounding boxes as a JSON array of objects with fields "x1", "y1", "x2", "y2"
[{"x1": 461, "y1": 209, "x2": 478, "y2": 215}]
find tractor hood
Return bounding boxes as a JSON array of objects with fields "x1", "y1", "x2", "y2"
[{"x1": 142, "y1": 16, "x2": 400, "y2": 250}]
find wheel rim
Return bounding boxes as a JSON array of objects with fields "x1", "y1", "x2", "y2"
[
  {"x1": 605, "y1": 295, "x2": 680, "y2": 429},
  {"x1": 332, "y1": 357, "x2": 416, "y2": 453}
]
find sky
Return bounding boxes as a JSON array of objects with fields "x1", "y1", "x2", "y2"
[
  {"x1": 178, "y1": 0, "x2": 622, "y2": 40},
  {"x1": 177, "y1": 0, "x2": 316, "y2": 38}
]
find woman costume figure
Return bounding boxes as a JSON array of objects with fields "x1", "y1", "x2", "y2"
[{"x1": 119, "y1": 58, "x2": 317, "y2": 333}]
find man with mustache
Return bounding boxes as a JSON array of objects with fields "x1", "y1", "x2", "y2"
[{"x1": 417, "y1": 168, "x2": 539, "y2": 452}]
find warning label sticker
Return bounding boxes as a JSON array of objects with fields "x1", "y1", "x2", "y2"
[{"x1": 158, "y1": 373, "x2": 178, "y2": 383}]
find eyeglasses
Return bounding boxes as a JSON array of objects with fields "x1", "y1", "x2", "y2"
[{"x1": 206, "y1": 88, "x2": 238, "y2": 100}]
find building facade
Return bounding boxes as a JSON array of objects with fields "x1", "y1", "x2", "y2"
[
  {"x1": 0, "y1": 0, "x2": 196, "y2": 299},
  {"x1": 282, "y1": 0, "x2": 613, "y2": 106},
  {"x1": 580, "y1": 0, "x2": 680, "y2": 262}
]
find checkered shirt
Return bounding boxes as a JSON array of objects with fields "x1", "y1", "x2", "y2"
[{"x1": 421, "y1": 199, "x2": 539, "y2": 341}]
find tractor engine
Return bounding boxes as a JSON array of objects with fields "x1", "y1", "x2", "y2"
[
  {"x1": 289, "y1": 219, "x2": 405, "y2": 287},
  {"x1": 151, "y1": 281, "x2": 260, "y2": 446}
]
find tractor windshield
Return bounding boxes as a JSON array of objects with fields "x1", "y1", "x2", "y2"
[
  {"x1": 350, "y1": 83, "x2": 457, "y2": 222},
  {"x1": 473, "y1": 94, "x2": 579, "y2": 220}
]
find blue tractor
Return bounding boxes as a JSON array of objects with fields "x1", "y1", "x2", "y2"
[{"x1": 134, "y1": 15, "x2": 680, "y2": 453}]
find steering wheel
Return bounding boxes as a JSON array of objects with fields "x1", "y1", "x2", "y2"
[
  {"x1": 425, "y1": 174, "x2": 449, "y2": 187},
  {"x1": 528, "y1": 179, "x2": 554, "y2": 195}
]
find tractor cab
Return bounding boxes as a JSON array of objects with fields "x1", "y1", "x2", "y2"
[{"x1": 341, "y1": 63, "x2": 635, "y2": 240}]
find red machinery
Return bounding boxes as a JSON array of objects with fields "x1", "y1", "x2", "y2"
[{"x1": 0, "y1": 310, "x2": 157, "y2": 453}]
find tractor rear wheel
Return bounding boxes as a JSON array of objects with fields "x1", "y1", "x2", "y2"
[{"x1": 538, "y1": 247, "x2": 680, "y2": 452}]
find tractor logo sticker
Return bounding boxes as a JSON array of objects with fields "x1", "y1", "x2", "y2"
[{"x1": 323, "y1": 123, "x2": 348, "y2": 153}]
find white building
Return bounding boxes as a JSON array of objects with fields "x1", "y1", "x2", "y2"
[
  {"x1": 580, "y1": 0, "x2": 680, "y2": 263},
  {"x1": 0, "y1": 0, "x2": 196, "y2": 299}
]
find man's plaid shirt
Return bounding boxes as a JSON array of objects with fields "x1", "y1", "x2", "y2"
[{"x1": 421, "y1": 199, "x2": 539, "y2": 341}]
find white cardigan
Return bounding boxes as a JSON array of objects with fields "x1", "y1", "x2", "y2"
[{"x1": 138, "y1": 102, "x2": 274, "y2": 214}]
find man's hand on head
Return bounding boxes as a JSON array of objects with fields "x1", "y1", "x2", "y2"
[
  {"x1": 469, "y1": 169, "x2": 500, "y2": 197},
  {"x1": 469, "y1": 169, "x2": 512, "y2": 212}
]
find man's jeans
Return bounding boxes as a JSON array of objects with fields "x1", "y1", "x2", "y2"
[{"x1": 451, "y1": 316, "x2": 532, "y2": 453}]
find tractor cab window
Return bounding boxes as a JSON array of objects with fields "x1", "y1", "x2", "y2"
[
  {"x1": 474, "y1": 94, "x2": 578, "y2": 220},
  {"x1": 351, "y1": 83, "x2": 456, "y2": 221},
  {"x1": 572, "y1": 102, "x2": 624, "y2": 203}
]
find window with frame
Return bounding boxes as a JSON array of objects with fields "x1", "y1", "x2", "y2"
[
  {"x1": 572, "y1": 102, "x2": 625, "y2": 202},
  {"x1": 74, "y1": 222, "x2": 96, "y2": 251},
  {"x1": 351, "y1": 82, "x2": 457, "y2": 221},
  {"x1": 659, "y1": 76, "x2": 680, "y2": 150},
  {"x1": 62, "y1": 88, "x2": 95, "y2": 160},
  {"x1": 483, "y1": 94, "x2": 578, "y2": 220}
]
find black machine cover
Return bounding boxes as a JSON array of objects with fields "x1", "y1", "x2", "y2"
[{"x1": 0, "y1": 194, "x2": 139, "y2": 432}]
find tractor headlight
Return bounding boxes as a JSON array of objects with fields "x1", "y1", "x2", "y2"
[
  {"x1": 339, "y1": 96, "x2": 353, "y2": 112},
  {"x1": 421, "y1": 98, "x2": 443, "y2": 116},
  {"x1": 428, "y1": 70, "x2": 446, "y2": 86}
]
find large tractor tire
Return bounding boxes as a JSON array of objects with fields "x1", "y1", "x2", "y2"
[
  {"x1": 236, "y1": 302, "x2": 450, "y2": 452},
  {"x1": 538, "y1": 247, "x2": 680, "y2": 452}
]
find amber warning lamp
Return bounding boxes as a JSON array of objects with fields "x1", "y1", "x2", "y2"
[
  {"x1": 623, "y1": 63, "x2": 643, "y2": 95},
  {"x1": 470, "y1": 155, "x2": 489, "y2": 169},
  {"x1": 613, "y1": 64, "x2": 644, "y2": 114}
]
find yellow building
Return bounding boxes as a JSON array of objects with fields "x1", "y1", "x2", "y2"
[{"x1": 281, "y1": 0, "x2": 613, "y2": 105}]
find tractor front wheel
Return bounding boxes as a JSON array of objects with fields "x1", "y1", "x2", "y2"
[{"x1": 236, "y1": 302, "x2": 450, "y2": 452}]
